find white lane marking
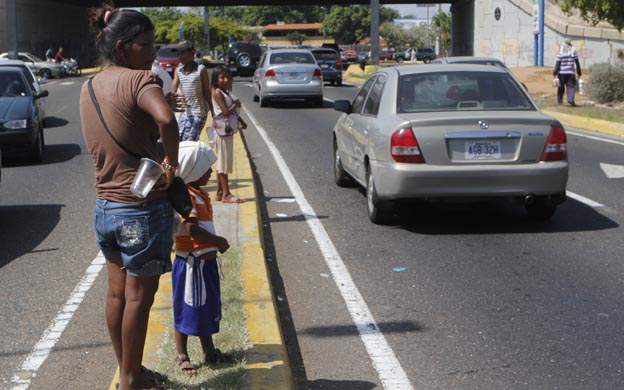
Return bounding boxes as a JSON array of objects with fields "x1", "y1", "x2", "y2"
[
  {"x1": 600, "y1": 163, "x2": 624, "y2": 179},
  {"x1": 567, "y1": 130, "x2": 624, "y2": 146},
  {"x1": 59, "y1": 81, "x2": 76, "y2": 86},
  {"x1": 566, "y1": 190, "x2": 605, "y2": 208},
  {"x1": 53, "y1": 104, "x2": 69, "y2": 114},
  {"x1": 243, "y1": 108, "x2": 414, "y2": 389},
  {"x1": 10, "y1": 253, "x2": 106, "y2": 390}
]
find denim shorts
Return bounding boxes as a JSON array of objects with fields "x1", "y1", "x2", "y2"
[{"x1": 94, "y1": 198, "x2": 173, "y2": 277}]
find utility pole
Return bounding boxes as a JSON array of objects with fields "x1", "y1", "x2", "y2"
[
  {"x1": 204, "y1": 7, "x2": 210, "y2": 55},
  {"x1": 370, "y1": 0, "x2": 380, "y2": 65},
  {"x1": 6, "y1": 0, "x2": 17, "y2": 57}
]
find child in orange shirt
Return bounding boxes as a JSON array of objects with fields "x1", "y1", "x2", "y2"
[{"x1": 172, "y1": 140, "x2": 235, "y2": 374}]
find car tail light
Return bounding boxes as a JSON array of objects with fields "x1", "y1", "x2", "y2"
[
  {"x1": 391, "y1": 128, "x2": 425, "y2": 163},
  {"x1": 541, "y1": 125, "x2": 567, "y2": 161},
  {"x1": 265, "y1": 69, "x2": 276, "y2": 79},
  {"x1": 313, "y1": 69, "x2": 322, "y2": 79},
  {"x1": 336, "y1": 59, "x2": 342, "y2": 68}
]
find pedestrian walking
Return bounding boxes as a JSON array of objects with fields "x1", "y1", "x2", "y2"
[
  {"x1": 80, "y1": 4, "x2": 179, "y2": 390},
  {"x1": 172, "y1": 40, "x2": 213, "y2": 141},
  {"x1": 171, "y1": 140, "x2": 235, "y2": 375},
  {"x1": 410, "y1": 47, "x2": 417, "y2": 63},
  {"x1": 553, "y1": 38, "x2": 582, "y2": 106}
]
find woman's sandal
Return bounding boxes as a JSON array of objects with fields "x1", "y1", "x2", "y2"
[
  {"x1": 204, "y1": 348, "x2": 236, "y2": 365},
  {"x1": 175, "y1": 354, "x2": 198, "y2": 376},
  {"x1": 141, "y1": 365, "x2": 167, "y2": 383}
]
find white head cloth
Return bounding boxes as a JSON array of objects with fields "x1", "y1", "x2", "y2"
[{"x1": 176, "y1": 141, "x2": 217, "y2": 183}]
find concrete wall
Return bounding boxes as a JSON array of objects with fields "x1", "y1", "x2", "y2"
[
  {"x1": 1, "y1": 0, "x2": 95, "y2": 65},
  {"x1": 474, "y1": 0, "x2": 624, "y2": 67}
]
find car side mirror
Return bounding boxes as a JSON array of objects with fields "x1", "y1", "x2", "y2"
[
  {"x1": 35, "y1": 90, "x2": 49, "y2": 99},
  {"x1": 334, "y1": 100, "x2": 352, "y2": 114}
]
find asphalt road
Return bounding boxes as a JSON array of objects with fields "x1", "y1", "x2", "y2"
[
  {"x1": 1, "y1": 75, "x2": 623, "y2": 390},
  {"x1": 0, "y1": 76, "x2": 115, "y2": 390},
  {"x1": 233, "y1": 78, "x2": 624, "y2": 389}
]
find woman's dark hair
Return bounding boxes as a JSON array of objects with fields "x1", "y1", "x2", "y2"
[
  {"x1": 88, "y1": 2, "x2": 154, "y2": 65},
  {"x1": 211, "y1": 65, "x2": 232, "y2": 88}
]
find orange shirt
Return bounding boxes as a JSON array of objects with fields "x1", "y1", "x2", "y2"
[{"x1": 174, "y1": 186, "x2": 219, "y2": 256}]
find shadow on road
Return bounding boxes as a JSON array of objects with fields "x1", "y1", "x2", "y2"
[{"x1": 0, "y1": 204, "x2": 63, "y2": 269}]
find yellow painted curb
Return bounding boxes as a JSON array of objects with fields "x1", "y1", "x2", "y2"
[
  {"x1": 543, "y1": 110, "x2": 624, "y2": 137},
  {"x1": 232, "y1": 132, "x2": 294, "y2": 389}
]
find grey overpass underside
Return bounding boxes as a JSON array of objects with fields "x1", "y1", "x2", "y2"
[{"x1": 2, "y1": 0, "x2": 473, "y2": 68}]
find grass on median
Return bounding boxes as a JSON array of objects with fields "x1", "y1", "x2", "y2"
[
  {"x1": 157, "y1": 248, "x2": 247, "y2": 390},
  {"x1": 532, "y1": 95, "x2": 624, "y2": 124}
]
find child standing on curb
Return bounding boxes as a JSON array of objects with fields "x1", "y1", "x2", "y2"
[
  {"x1": 172, "y1": 140, "x2": 235, "y2": 375},
  {"x1": 211, "y1": 65, "x2": 246, "y2": 203}
]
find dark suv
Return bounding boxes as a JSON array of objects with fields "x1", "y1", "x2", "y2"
[
  {"x1": 226, "y1": 42, "x2": 262, "y2": 77},
  {"x1": 310, "y1": 48, "x2": 342, "y2": 86}
]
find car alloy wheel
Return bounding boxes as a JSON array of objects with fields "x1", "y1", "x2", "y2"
[
  {"x1": 40, "y1": 69, "x2": 52, "y2": 79},
  {"x1": 237, "y1": 53, "x2": 251, "y2": 68}
]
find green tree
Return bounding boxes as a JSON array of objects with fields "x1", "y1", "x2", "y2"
[
  {"x1": 141, "y1": 7, "x2": 183, "y2": 24},
  {"x1": 323, "y1": 6, "x2": 399, "y2": 45},
  {"x1": 431, "y1": 11, "x2": 451, "y2": 55},
  {"x1": 559, "y1": 0, "x2": 623, "y2": 31},
  {"x1": 210, "y1": 6, "x2": 325, "y2": 26},
  {"x1": 287, "y1": 32, "x2": 307, "y2": 46}
]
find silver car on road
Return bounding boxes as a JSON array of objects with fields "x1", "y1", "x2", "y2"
[
  {"x1": 0, "y1": 52, "x2": 66, "y2": 78},
  {"x1": 252, "y1": 48, "x2": 323, "y2": 107},
  {"x1": 332, "y1": 64, "x2": 568, "y2": 224}
]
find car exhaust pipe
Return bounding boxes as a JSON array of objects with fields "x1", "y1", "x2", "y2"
[{"x1": 524, "y1": 194, "x2": 535, "y2": 205}]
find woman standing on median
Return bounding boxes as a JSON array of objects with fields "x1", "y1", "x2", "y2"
[{"x1": 80, "y1": 4, "x2": 178, "y2": 390}]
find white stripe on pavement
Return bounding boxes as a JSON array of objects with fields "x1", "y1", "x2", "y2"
[
  {"x1": 567, "y1": 130, "x2": 624, "y2": 146},
  {"x1": 10, "y1": 253, "x2": 106, "y2": 390},
  {"x1": 566, "y1": 190, "x2": 605, "y2": 208},
  {"x1": 243, "y1": 108, "x2": 414, "y2": 389}
]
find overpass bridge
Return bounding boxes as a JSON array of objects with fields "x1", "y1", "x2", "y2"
[{"x1": 1, "y1": 0, "x2": 623, "y2": 69}]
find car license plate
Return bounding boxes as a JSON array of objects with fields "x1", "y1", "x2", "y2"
[
  {"x1": 321, "y1": 64, "x2": 329, "y2": 68},
  {"x1": 287, "y1": 72, "x2": 303, "y2": 80},
  {"x1": 465, "y1": 141, "x2": 501, "y2": 160}
]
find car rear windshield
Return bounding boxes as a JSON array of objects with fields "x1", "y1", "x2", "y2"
[
  {"x1": 397, "y1": 71, "x2": 535, "y2": 113},
  {"x1": 157, "y1": 47, "x2": 177, "y2": 58},
  {"x1": 270, "y1": 52, "x2": 315, "y2": 64},
  {"x1": 312, "y1": 50, "x2": 339, "y2": 61}
]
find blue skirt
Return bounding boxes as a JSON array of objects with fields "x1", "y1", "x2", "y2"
[{"x1": 172, "y1": 254, "x2": 221, "y2": 336}]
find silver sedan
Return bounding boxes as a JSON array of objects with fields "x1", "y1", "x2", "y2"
[
  {"x1": 252, "y1": 48, "x2": 323, "y2": 107},
  {"x1": 332, "y1": 64, "x2": 568, "y2": 224}
]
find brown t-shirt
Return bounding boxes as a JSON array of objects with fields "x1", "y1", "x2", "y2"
[{"x1": 80, "y1": 66, "x2": 167, "y2": 203}]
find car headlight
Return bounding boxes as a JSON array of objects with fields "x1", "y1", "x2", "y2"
[{"x1": 3, "y1": 119, "x2": 29, "y2": 129}]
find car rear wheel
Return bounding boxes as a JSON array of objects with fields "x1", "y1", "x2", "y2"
[
  {"x1": 336, "y1": 79, "x2": 342, "y2": 86},
  {"x1": 396, "y1": 57, "x2": 404, "y2": 63},
  {"x1": 423, "y1": 57, "x2": 432, "y2": 64},
  {"x1": 366, "y1": 166, "x2": 393, "y2": 224},
  {"x1": 525, "y1": 197, "x2": 557, "y2": 221},
  {"x1": 259, "y1": 95, "x2": 269, "y2": 107},
  {"x1": 334, "y1": 138, "x2": 352, "y2": 187},
  {"x1": 40, "y1": 69, "x2": 52, "y2": 79}
]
